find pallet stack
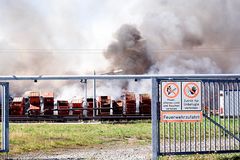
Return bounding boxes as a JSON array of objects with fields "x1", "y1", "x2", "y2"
[
  {"x1": 139, "y1": 94, "x2": 151, "y2": 115},
  {"x1": 71, "y1": 99, "x2": 83, "y2": 116},
  {"x1": 28, "y1": 91, "x2": 41, "y2": 116},
  {"x1": 125, "y1": 92, "x2": 136, "y2": 115},
  {"x1": 42, "y1": 92, "x2": 54, "y2": 115},
  {"x1": 86, "y1": 98, "x2": 94, "y2": 117},
  {"x1": 10, "y1": 97, "x2": 25, "y2": 115},
  {"x1": 113, "y1": 100, "x2": 123, "y2": 115},
  {"x1": 57, "y1": 100, "x2": 69, "y2": 116},
  {"x1": 98, "y1": 96, "x2": 111, "y2": 116}
]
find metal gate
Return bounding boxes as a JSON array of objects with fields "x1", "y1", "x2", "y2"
[{"x1": 151, "y1": 77, "x2": 240, "y2": 159}]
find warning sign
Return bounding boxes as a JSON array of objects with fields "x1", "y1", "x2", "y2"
[
  {"x1": 161, "y1": 111, "x2": 202, "y2": 122},
  {"x1": 161, "y1": 82, "x2": 181, "y2": 111},
  {"x1": 182, "y1": 82, "x2": 201, "y2": 111},
  {"x1": 161, "y1": 81, "x2": 202, "y2": 122},
  {"x1": 163, "y1": 82, "x2": 180, "y2": 99}
]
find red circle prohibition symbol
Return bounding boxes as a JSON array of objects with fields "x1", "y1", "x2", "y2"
[
  {"x1": 163, "y1": 82, "x2": 179, "y2": 99},
  {"x1": 184, "y1": 82, "x2": 200, "y2": 99}
]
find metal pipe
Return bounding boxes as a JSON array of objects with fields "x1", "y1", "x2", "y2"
[
  {"x1": 194, "y1": 122, "x2": 196, "y2": 152},
  {"x1": 233, "y1": 83, "x2": 236, "y2": 149},
  {"x1": 184, "y1": 123, "x2": 187, "y2": 152},
  {"x1": 0, "y1": 83, "x2": 9, "y2": 152},
  {"x1": 83, "y1": 80, "x2": 87, "y2": 117},
  {"x1": 218, "y1": 83, "x2": 221, "y2": 150},
  {"x1": 203, "y1": 82, "x2": 206, "y2": 151},
  {"x1": 228, "y1": 82, "x2": 231, "y2": 150},
  {"x1": 93, "y1": 71, "x2": 96, "y2": 118},
  {"x1": 174, "y1": 122, "x2": 176, "y2": 152},
  {"x1": 1, "y1": 85, "x2": 4, "y2": 150},
  {"x1": 151, "y1": 78, "x2": 160, "y2": 160},
  {"x1": 164, "y1": 123, "x2": 166, "y2": 153},
  {"x1": 224, "y1": 83, "x2": 226, "y2": 150},
  {"x1": 208, "y1": 82, "x2": 211, "y2": 151},
  {"x1": 179, "y1": 123, "x2": 181, "y2": 152},
  {"x1": 169, "y1": 123, "x2": 171, "y2": 152},
  {"x1": 1, "y1": 74, "x2": 240, "y2": 81},
  {"x1": 199, "y1": 121, "x2": 201, "y2": 151},
  {"x1": 237, "y1": 83, "x2": 240, "y2": 149},
  {"x1": 213, "y1": 82, "x2": 216, "y2": 151},
  {"x1": 189, "y1": 123, "x2": 191, "y2": 151}
]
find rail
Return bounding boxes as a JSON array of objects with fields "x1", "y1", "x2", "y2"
[{"x1": 0, "y1": 74, "x2": 240, "y2": 80}]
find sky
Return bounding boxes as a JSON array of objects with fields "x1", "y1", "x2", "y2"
[
  {"x1": 1, "y1": 0, "x2": 240, "y2": 74},
  {"x1": 0, "y1": 0, "x2": 147, "y2": 74},
  {"x1": 1, "y1": 0, "x2": 240, "y2": 97}
]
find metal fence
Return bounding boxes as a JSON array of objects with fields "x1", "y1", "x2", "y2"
[
  {"x1": 151, "y1": 77, "x2": 240, "y2": 159},
  {"x1": 1, "y1": 74, "x2": 240, "y2": 158}
]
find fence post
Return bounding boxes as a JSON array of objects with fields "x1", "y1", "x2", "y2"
[
  {"x1": 152, "y1": 78, "x2": 160, "y2": 160},
  {"x1": 1, "y1": 82, "x2": 9, "y2": 152}
]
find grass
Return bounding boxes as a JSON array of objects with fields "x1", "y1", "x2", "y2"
[
  {"x1": 6, "y1": 121, "x2": 152, "y2": 155},
  {"x1": 0, "y1": 121, "x2": 239, "y2": 159}
]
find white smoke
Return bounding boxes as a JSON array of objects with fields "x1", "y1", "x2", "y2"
[
  {"x1": 139, "y1": 0, "x2": 240, "y2": 74},
  {"x1": 1, "y1": 0, "x2": 240, "y2": 98}
]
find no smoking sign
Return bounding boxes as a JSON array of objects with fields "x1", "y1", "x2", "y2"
[
  {"x1": 163, "y1": 82, "x2": 180, "y2": 99},
  {"x1": 162, "y1": 82, "x2": 181, "y2": 111}
]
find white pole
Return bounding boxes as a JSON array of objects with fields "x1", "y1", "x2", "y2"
[
  {"x1": 83, "y1": 80, "x2": 87, "y2": 117},
  {"x1": 93, "y1": 71, "x2": 96, "y2": 118}
]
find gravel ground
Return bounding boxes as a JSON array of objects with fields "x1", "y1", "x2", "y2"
[
  {"x1": 10, "y1": 144, "x2": 152, "y2": 160},
  {"x1": 8, "y1": 137, "x2": 240, "y2": 159}
]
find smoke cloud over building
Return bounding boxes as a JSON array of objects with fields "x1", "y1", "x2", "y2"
[{"x1": 104, "y1": 24, "x2": 152, "y2": 75}]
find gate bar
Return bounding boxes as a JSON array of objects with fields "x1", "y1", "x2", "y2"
[
  {"x1": 203, "y1": 113, "x2": 240, "y2": 142},
  {"x1": 1, "y1": 74, "x2": 240, "y2": 81},
  {"x1": 0, "y1": 82, "x2": 9, "y2": 152},
  {"x1": 151, "y1": 78, "x2": 160, "y2": 160}
]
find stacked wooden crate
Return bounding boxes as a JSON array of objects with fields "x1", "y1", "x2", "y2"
[
  {"x1": 57, "y1": 100, "x2": 69, "y2": 116},
  {"x1": 86, "y1": 98, "x2": 94, "y2": 117},
  {"x1": 10, "y1": 97, "x2": 25, "y2": 115},
  {"x1": 42, "y1": 92, "x2": 54, "y2": 115},
  {"x1": 98, "y1": 96, "x2": 111, "y2": 116},
  {"x1": 139, "y1": 94, "x2": 151, "y2": 115},
  {"x1": 125, "y1": 92, "x2": 136, "y2": 115},
  {"x1": 71, "y1": 99, "x2": 83, "y2": 116},
  {"x1": 113, "y1": 100, "x2": 123, "y2": 115},
  {"x1": 28, "y1": 91, "x2": 41, "y2": 116}
]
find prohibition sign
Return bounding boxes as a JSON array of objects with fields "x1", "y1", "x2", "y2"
[
  {"x1": 184, "y1": 82, "x2": 200, "y2": 99},
  {"x1": 163, "y1": 82, "x2": 180, "y2": 99}
]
